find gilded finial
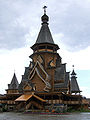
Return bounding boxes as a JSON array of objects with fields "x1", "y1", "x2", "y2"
[{"x1": 43, "y1": 6, "x2": 47, "y2": 14}]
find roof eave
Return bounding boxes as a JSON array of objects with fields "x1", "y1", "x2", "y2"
[{"x1": 31, "y1": 42, "x2": 59, "y2": 50}]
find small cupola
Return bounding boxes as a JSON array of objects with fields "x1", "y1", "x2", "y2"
[
  {"x1": 41, "y1": 14, "x2": 49, "y2": 24},
  {"x1": 41, "y1": 6, "x2": 49, "y2": 23},
  {"x1": 70, "y1": 65, "x2": 81, "y2": 94}
]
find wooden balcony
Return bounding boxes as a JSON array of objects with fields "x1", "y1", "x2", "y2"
[
  {"x1": 63, "y1": 101, "x2": 81, "y2": 104},
  {"x1": 7, "y1": 100, "x2": 15, "y2": 104},
  {"x1": 46, "y1": 99, "x2": 81, "y2": 105},
  {"x1": 0, "y1": 100, "x2": 16, "y2": 104},
  {"x1": 0, "y1": 100, "x2": 7, "y2": 104}
]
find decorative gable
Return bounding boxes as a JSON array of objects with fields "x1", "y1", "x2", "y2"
[
  {"x1": 23, "y1": 84, "x2": 32, "y2": 91},
  {"x1": 28, "y1": 60, "x2": 51, "y2": 92}
]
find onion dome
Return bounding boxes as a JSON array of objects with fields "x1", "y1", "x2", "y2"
[{"x1": 41, "y1": 14, "x2": 49, "y2": 24}]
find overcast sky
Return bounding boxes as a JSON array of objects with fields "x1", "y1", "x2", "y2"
[{"x1": 0, "y1": 0, "x2": 90, "y2": 97}]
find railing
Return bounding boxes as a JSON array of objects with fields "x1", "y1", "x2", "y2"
[
  {"x1": 63, "y1": 101, "x2": 80, "y2": 104},
  {"x1": 46, "y1": 99, "x2": 81, "y2": 105},
  {"x1": 0, "y1": 100, "x2": 7, "y2": 104},
  {"x1": 7, "y1": 100, "x2": 15, "y2": 104},
  {"x1": 0, "y1": 100, "x2": 16, "y2": 104}
]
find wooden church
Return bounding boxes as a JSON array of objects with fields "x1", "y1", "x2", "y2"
[{"x1": 0, "y1": 7, "x2": 88, "y2": 112}]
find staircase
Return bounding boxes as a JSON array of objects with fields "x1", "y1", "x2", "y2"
[
  {"x1": 16, "y1": 102, "x2": 25, "y2": 111},
  {"x1": 26, "y1": 101, "x2": 43, "y2": 110}
]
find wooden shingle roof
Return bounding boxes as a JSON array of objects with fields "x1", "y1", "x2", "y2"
[
  {"x1": 35, "y1": 14, "x2": 54, "y2": 44},
  {"x1": 8, "y1": 73, "x2": 19, "y2": 89}
]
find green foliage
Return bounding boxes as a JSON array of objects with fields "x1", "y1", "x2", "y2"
[
  {"x1": 78, "y1": 108, "x2": 90, "y2": 112},
  {"x1": 67, "y1": 106, "x2": 90, "y2": 113},
  {"x1": 67, "y1": 107, "x2": 76, "y2": 112},
  {"x1": 2, "y1": 104, "x2": 8, "y2": 112}
]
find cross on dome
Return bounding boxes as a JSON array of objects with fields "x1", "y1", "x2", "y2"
[
  {"x1": 43, "y1": 6, "x2": 47, "y2": 14},
  {"x1": 72, "y1": 65, "x2": 74, "y2": 67},
  {"x1": 72, "y1": 65, "x2": 74, "y2": 69}
]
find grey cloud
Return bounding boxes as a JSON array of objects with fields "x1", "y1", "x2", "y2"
[
  {"x1": 0, "y1": 0, "x2": 90, "y2": 51},
  {"x1": 0, "y1": 0, "x2": 41, "y2": 50},
  {"x1": 50, "y1": 1, "x2": 90, "y2": 51},
  {"x1": 0, "y1": 1, "x2": 26, "y2": 49}
]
